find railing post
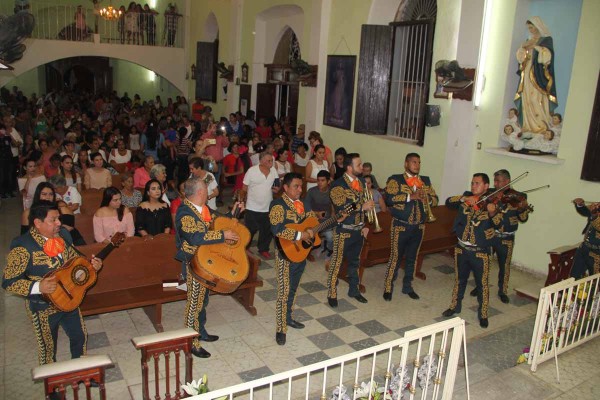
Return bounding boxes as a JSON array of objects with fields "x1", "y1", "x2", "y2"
[{"x1": 132, "y1": 328, "x2": 197, "y2": 400}]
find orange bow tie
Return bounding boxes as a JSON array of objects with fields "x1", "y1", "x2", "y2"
[
  {"x1": 406, "y1": 176, "x2": 423, "y2": 188},
  {"x1": 201, "y1": 206, "x2": 212, "y2": 223},
  {"x1": 44, "y1": 237, "x2": 66, "y2": 258},
  {"x1": 351, "y1": 179, "x2": 362, "y2": 192},
  {"x1": 294, "y1": 200, "x2": 304, "y2": 214}
]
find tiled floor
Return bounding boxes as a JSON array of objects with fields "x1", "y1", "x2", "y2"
[{"x1": 1, "y1": 196, "x2": 599, "y2": 399}]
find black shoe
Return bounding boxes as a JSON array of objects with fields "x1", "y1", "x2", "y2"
[
  {"x1": 287, "y1": 320, "x2": 305, "y2": 329},
  {"x1": 201, "y1": 334, "x2": 219, "y2": 342},
  {"x1": 191, "y1": 347, "x2": 211, "y2": 358},
  {"x1": 276, "y1": 332, "x2": 286, "y2": 345},
  {"x1": 499, "y1": 294, "x2": 510, "y2": 304},
  {"x1": 407, "y1": 291, "x2": 420, "y2": 300},
  {"x1": 470, "y1": 288, "x2": 478, "y2": 297},
  {"x1": 352, "y1": 294, "x2": 368, "y2": 304},
  {"x1": 479, "y1": 318, "x2": 489, "y2": 328},
  {"x1": 328, "y1": 297, "x2": 338, "y2": 308},
  {"x1": 442, "y1": 308, "x2": 456, "y2": 317},
  {"x1": 383, "y1": 292, "x2": 392, "y2": 301}
]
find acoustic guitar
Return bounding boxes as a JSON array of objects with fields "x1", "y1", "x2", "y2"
[
  {"x1": 192, "y1": 217, "x2": 251, "y2": 293},
  {"x1": 44, "y1": 233, "x2": 126, "y2": 312},
  {"x1": 278, "y1": 203, "x2": 357, "y2": 263}
]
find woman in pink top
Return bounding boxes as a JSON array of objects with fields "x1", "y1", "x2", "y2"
[{"x1": 93, "y1": 187, "x2": 135, "y2": 243}]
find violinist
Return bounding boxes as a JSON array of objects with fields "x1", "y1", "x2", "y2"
[
  {"x1": 441, "y1": 173, "x2": 503, "y2": 328},
  {"x1": 470, "y1": 170, "x2": 530, "y2": 304},
  {"x1": 570, "y1": 198, "x2": 600, "y2": 279}
]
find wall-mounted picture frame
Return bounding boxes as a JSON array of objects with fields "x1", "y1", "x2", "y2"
[{"x1": 323, "y1": 55, "x2": 356, "y2": 130}]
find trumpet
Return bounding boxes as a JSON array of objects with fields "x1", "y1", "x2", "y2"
[
  {"x1": 419, "y1": 187, "x2": 437, "y2": 223},
  {"x1": 364, "y1": 188, "x2": 383, "y2": 233}
]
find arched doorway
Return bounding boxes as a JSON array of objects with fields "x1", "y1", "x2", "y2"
[
  {"x1": 256, "y1": 26, "x2": 302, "y2": 128},
  {"x1": 253, "y1": 5, "x2": 304, "y2": 128}
]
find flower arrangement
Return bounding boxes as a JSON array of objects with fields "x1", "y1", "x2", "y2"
[
  {"x1": 540, "y1": 282, "x2": 600, "y2": 354},
  {"x1": 329, "y1": 355, "x2": 439, "y2": 400},
  {"x1": 181, "y1": 375, "x2": 227, "y2": 399}
]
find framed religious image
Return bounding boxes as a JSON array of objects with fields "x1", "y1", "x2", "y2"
[{"x1": 323, "y1": 55, "x2": 356, "y2": 130}]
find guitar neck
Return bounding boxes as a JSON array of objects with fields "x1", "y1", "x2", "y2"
[
  {"x1": 313, "y1": 214, "x2": 341, "y2": 234},
  {"x1": 95, "y1": 243, "x2": 116, "y2": 260}
]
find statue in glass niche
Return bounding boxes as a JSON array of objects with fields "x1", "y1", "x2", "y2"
[{"x1": 502, "y1": 17, "x2": 561, "y2": 155}]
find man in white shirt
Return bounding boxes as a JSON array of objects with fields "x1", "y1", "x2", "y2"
[
  {"x1": 188, "y1": 157, "x2": 218, "y2": 210},
  {"x1": 243, "y1": 151, "x2": 280, "y2": 259},
  {"x1": 49, "y1": 175, "x2": 82, "y2": 215}
]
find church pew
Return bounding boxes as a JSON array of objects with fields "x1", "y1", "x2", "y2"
[
  {"x1": 77, "y1": 234, "x2": 263, "y2": 331},
  {"x1": 330, "y1": 206, "x2": 457, "y2": 293}
]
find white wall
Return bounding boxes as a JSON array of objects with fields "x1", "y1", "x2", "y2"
[{"x1": 0, "y1": 38, "x2": 186, "y2": 97}]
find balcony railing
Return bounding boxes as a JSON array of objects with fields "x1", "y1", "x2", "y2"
[{"x1": 7, "y1": 2, "x2": 185, "y2": 48}]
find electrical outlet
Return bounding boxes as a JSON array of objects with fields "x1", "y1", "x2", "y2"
[{"x1": 477, "y1": 142, "x2": 482, "y2": 150}]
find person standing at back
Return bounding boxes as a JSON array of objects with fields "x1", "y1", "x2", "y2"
[{"x1": 243, "y1": 151, "x2": 280, "y2": 259}]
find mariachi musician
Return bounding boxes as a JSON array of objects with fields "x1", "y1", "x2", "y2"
[
  {"x1": 470, "y1": 169, "x2": 530, "y2": 304},
  {"x1": 175, "y1": 177, "x2": 242, "y2": 359},
  {"x1": 326, "y1": 153, "x2": 374, "y2": 306},
  {"x1": 2, "y1": 201, "x2": 102, "y2": 365},
  {"x1": 570, "y1": 198, "x2": 600, "y2": 279},
  {"x1": 269, "y1": 172, "x2": 316, "y2": 346},
  {"x1": 383, "y1": 153, "x2": 438, "y2": 301},
  {"x1": 442, "y1": 173, "x2": 502, "y2": 328}
]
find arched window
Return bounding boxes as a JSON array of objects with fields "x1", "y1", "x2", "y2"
[{"x1": 355, "y1": 0, "x2": 437, "y2": 145}]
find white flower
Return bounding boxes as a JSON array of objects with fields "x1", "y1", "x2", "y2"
[{"x1": 181, "y1": 379, "x2": 200, "y2": 395}]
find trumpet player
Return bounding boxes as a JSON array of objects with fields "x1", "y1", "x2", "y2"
[
  {"x1": 383, "y1": 153, "x2": 438, "y2": 301},
  {"x1": 570, "y1": 198, "x2": 600, "y2": 279},
  {"x1": 327, "y1": 153, "x2": 374, "y2": 307}
]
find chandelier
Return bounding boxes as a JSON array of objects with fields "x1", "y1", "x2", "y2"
[{"x1": 99, "y1": 1, "x2": 122, "y2": 20}]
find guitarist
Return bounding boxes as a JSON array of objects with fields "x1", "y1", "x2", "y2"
[
  {"x1": 175, "y1": 177, "x2": 242, "y2": 359},
  {"x1": 269, "y1": 172, "x2": 316, "y2": 346},
  {"x1": 2, "y1": 201, "x2": 103, "y2": 365}
]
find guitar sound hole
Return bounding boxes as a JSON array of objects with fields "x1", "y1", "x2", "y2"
[{"x1": 71, "y1": 267, "x2": 89, "y2": 285}]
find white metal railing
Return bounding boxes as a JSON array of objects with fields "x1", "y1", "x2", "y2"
[
  {"x1": 20, "y1": 1, "x2": 184, "y2": 48},
  {"x1": 528, "y1": 273, "x2": 600, "y2": 381},
  {"x1": 190, "y1": 318, "x2": 469, "y2": 400}
]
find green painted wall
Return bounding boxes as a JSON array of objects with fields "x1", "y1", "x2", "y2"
[
  {"x1": 1, "y1": 66, "x2": 46, "y2": 98},
  {"x1": 470, "y1": 0, "x2": 599, "y2": 272},
  {"x1": 320, "y1": 0, "x2": 461, "y2": 197},
  {"x1": 110, "y1": 59, "x2": 182, "y2": 102}
]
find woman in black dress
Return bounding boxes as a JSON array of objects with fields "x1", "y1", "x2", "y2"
[{"x1": 135, "y1": 178, "x2": 171, "y2": 237}]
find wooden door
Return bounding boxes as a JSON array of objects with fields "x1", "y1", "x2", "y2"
[
  {"x1": 287, "y1": 84, "x2": 299, "y2": 128},
  {"x1": 256, "y1": 83, "x2": 277, "y2": 121}
]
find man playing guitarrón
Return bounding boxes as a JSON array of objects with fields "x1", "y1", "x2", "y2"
[
  {"x1": 2, "y1": 201, "x2": 102, "y2": 365},
  {"x1": 383, "y1": 153, "x2": 438, "y2": 301},
  {"x1": 269, "y1": 172, "x2": 315, "y2": 345},
  {"x1": 175, "y1": 177, "x2": 241, "y2": 358},
  {"x1": 326, "y1": 153, "x2": 374, "y2": 306}
]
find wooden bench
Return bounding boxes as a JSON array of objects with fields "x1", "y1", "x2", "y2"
[
  {"x1": 77, "y1": 234, "x2": 263, "y2": 331},
  {"x1": 545, "y1": 244, "x2": 580, "y2": 286},
  {"x1": 333, "y1": 206, "x2": 457, "y2": 293}
]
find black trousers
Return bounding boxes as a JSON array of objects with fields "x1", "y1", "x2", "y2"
[
  {"x1": 184, "y1": 265, "x2": 209, "y2": 350},
  {"x1": 448, "y1": 245, "x2": 491, "y2": 319},
  {"x1": 176, "y1": 154, "x2": 190, "y2": 183},
  {"x1": 0, "y1": 157, "x2": 11, "y2": 195},
  {"x1": 327, "y1": 227, "x2": 364, "y2": 298},
  {"x1": 245, "y1": 210, "x2": 272, "y2": 253},
  {"x1": 274, "y1": 251, "x2": 306, "y2": 333},
  {"x1": 492, "y1": 236, "x2": 515, "y2": 295},
  {"x1": 27, "y1": 300, "x2": 86, "y2": 365},
  {"x1": 570, "y1": 243, "x2": 600, "y2": 279},
  {"x1": 383, "y1": 221, "x2": 424, "y2": 294}
]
